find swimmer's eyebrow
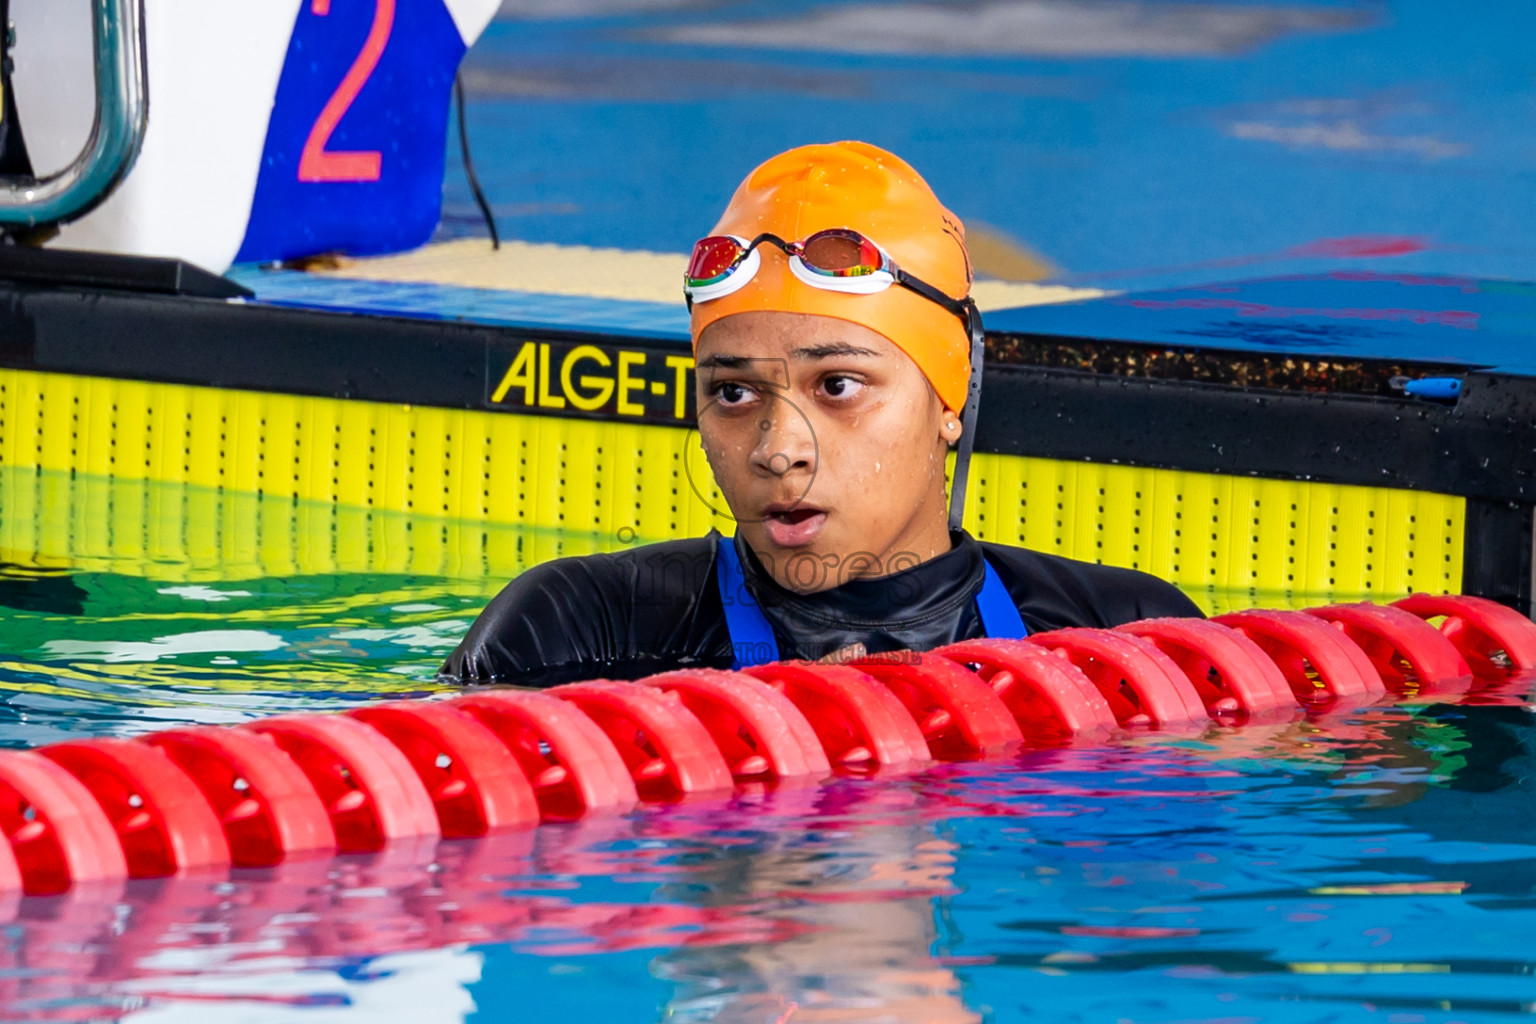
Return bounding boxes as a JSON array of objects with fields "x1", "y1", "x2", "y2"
[
  {"x1": 790, "y1": 343, "x2": 881, "y2": 360},
  {"x1": 696, "y1": 353, "x2": 752, "y2": 369}
]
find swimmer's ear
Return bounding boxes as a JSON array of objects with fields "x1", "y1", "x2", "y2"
[{"x1": 940, "y1": 408, "x2": 964, "y2": 446}]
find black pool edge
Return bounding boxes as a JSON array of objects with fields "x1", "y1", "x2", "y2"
[{"x1": 0, "y1": 267, "x2": 1529, "y2": 613}]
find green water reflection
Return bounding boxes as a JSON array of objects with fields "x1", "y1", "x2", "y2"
[{"x1": 0, "y1": 468, "x2": 640, "y2": 746}]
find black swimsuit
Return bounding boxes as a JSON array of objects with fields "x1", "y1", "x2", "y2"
[{"x1": 442, "y1": 531, "x2": 1203, "y2": 687}]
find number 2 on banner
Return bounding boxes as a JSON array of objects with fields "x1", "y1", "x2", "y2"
[{"x1": 298, "y1": 0, "x2": 395, "y2": 183}]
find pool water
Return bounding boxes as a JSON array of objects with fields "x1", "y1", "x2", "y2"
[
  {"x1": 1, "y1": 472, "x2": 1533, "y2": 1023},
  {"x1": 448, "y1": 1, "x2": 1536, "y2": 293}
]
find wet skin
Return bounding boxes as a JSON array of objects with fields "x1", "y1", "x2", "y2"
[{"x1": 695, "y1": 310, "x2": 964, "y2": 594}]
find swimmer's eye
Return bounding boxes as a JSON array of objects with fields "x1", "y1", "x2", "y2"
[
  {"x1": 711, "y1": 380, "x2": 757, "y2": 407},
  {"x1": 820, "y1": 375, "x2": 864, "y2": 400}
]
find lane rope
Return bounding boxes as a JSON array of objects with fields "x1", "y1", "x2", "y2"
[{"x1": 0, "y1": 595, "x2": 1529, "y2": 893}]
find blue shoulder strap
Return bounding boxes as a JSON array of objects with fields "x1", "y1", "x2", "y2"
[
  {"x1": 977, "y1": 560, "x2": 1029, "y2": 640},
  {"x1": 716, "y1": 535, "x2": 1027, "y2": 666},
  {"x1": 715, "y1": 534, "x2": 780, "y2": 669}
]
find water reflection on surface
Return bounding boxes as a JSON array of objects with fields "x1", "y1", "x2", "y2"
[{"x1": 1, "y1": 702, "x2": 1533, "y2": 1022}]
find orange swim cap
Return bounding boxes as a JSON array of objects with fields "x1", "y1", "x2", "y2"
[{"x1": 689, "y1": 142, "x2": 974, "y2": 413}]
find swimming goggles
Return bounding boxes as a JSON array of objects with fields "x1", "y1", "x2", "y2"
[{"x1": 683, "y1": 228, "x2": 972, "y2": 323}]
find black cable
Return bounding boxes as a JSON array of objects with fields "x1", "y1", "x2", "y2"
[{"x1": 454, "y1": 70, "x2": 498, "y2": 250}]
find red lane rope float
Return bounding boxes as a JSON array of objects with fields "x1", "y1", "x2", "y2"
[
  {"x1": 551, "y1": 681, "x2": 734, "y2": 800},
  {"x1": 638, "y1": 670, "x2": 832, "y2": 784},
  {"x1": 741, "y1": 662, "x2": 932, "y2": 771},
  {"x1": 448, "y1": 690, "x2": 639, "y2": 819},
  {"x1": 1025, "y1": 629, "x2": 1211, "y2": 728},
  {"x1": 39, "y1": 740, "x2": 231, "y2": 877},
  {"x1": 1393, "y1": 593, "x2": 1536, "y2": 676},
  {"x1": 350, "y1": 703, "x2": 536, "y2": 836},
  {"x1": 0, "y1": 831, "x2": 18, "y2": 893},
  {"x1": 1305, "y1": 603, "x2": 1473, "y2": 691},
  {"x1": 848, "y1": 654, "x2": 1024, "y2": 759},
  {"x1": 145, "y1": 727, "x2": 337, "y2": 867},
  {"x1": 242, "y1": 715, "x2": 440, "y2": 851},
  {"x1": 0, "y1": 750, "x2": 127, "y2": 893},
  {"x1": 1212, "y1": 610, "x2": 1387, "y2": 704},
  {"x1": 930, "y1": 639, "x2": 1118, "y2": 742},
  {"x1": 347, "y1": 703, "x2": 541, "y2": 838},
  {"x1": 1116, "y1": 619, "x2": 1299, "y2": 717}
]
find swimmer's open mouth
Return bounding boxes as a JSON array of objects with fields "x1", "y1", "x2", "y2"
[
  {"x1": 761, "y1": 503, "x2": 828, "y2": 546},
  {"x1": 766, "y1": 506, "x2": 822, "y2": 525}
]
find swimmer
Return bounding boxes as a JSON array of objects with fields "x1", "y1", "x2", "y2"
[{"x1": 444, "y1": 142, "x2": 1199, "y2": 685}]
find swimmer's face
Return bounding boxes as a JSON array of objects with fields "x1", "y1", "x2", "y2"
[{"x1": 695, "y1": 311, "x2": 962, "y2": 593}]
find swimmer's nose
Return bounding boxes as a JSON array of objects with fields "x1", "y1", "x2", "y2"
[{"x1": 749, "y1": 398, "x2": 815, "y2": 479}]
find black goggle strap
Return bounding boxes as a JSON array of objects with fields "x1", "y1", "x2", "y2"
[
  {"x1": 894, "y1": 267, "x2": 972, "y2": 319},
  {"x1": 948, "y1": 300, "x2": 985, "y2": 533}
]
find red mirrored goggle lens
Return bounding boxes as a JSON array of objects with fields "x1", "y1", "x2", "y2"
[
  {"x1": 687, "y1": 236, "x2": 746, "y2": 285},
  {"x1": 799, "y1": 230, "x2": 884, "y2": 277}
]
